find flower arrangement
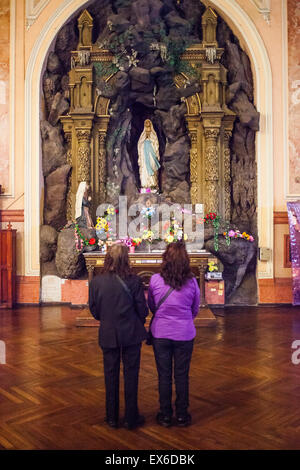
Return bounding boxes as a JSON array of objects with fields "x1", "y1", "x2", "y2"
[
  {"x1": 142, "y1": 229, "x2": 155, "y2": 243},
  {"x1": 95, "y1": 207, "x2": 117, "y2": 241},
  {"x1": 140, "y1": 188, "x2": 158, "y2": 194},
  {"x1": 207, "y1": 260, "x2": 218, "y2": 272},
  {"x1": 204, "y1": 212, "x2": 255, "y2": 251},
  {"x1": 140, "y1": 188, "x2": 152, "y2": 194},
  {"x1": 163, "y1": 218, "x2": 188, "y2": 244},
  {"x1": 74, "y1": 224, "x2": 97, "y2": 252},
  {"x1": 95, "y1": 217, "x2": 109, "y2": 233},
  {"x1": 226, "y1": 229, "x2": 254, "y2": 242},
  {"x1": 132, "y1": 237, "x2": 142, "y2": 247},
  {"x1": 117, "y1": 236, "x2": 142, "y2": 252},
  {"x1": 204, "y1": 212, "x2": 221, "y2": 251},
  {"x1": 204, "y1": 212, "x2": 218, "y2": 222},
  {"x1": 119, "y1": 236, "x2": 132, "y2": 248},
  {"x1": 141, "y1": 205, "x2": 156, "y2": 219}
]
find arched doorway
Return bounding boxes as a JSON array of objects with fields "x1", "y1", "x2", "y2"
[{"x1": 24, "y1": 0, "x2": 273, "y2": 288}]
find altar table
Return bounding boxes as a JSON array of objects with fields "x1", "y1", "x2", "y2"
[{"x1": 77, "y1": 251, "x2": 217, "y2": 327}]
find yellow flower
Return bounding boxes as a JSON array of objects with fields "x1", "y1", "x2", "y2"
[
  {"x1": 184, "y1": 234, "x2": 188, "y2": 241},
  {"x1": 167, "y1": 235, "x2": 174, "y2": 243}
]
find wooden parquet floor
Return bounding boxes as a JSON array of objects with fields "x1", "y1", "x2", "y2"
[{"x1": 0, "y1": 305, "x2": 300, "y2": 450}]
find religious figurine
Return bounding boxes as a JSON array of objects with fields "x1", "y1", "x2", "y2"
[
  {"x1": 138, "y1": 119, "x2": 160, "y2": 191},
  {"x1": 75, "y1": 182, "x2": 94, "y2": 229}
]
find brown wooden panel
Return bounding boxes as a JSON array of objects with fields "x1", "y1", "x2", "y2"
[{"x1": 0, "y1": 228, "x2": 16, "y2": 308}]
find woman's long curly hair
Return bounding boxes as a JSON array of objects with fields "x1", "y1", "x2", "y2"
[
  {"x1": 103, "y1": 244, "x2": 132, "y2": 279},
  {"x1": 160, "y1": 241, "x2": 194, "y2": 290}
]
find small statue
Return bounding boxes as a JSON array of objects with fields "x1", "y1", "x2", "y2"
[
  {"x1": 75, "y1": 182, "x2": 94, "y2": 229},
  {"x1": 138, "y1": 119, "x2": 160, "y2": 191}
]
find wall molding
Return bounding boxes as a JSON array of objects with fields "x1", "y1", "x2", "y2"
[
  {"x1": 0, "y1": 210, "x2": 24, "y2": 223},
  {"x1": 274, "y1": 211, "x2": 288, "y2": 224},
  {"x1": 26, "y1": 0, "x2": 50, "y2": 30}
]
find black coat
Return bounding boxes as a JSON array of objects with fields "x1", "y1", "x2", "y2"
[{"x1": 89, "y1": 272, "x2": 149, "y2": 348}]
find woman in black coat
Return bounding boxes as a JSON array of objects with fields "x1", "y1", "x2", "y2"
[{"x1": 89, "y1": 244, "x2": 148, "y2": 429}]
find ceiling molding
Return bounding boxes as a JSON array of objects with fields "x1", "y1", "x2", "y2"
[{"x1": 26, "y1": 0, "x2": 50, "y2": 30}]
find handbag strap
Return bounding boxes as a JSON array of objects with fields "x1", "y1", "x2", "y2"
[
  {"x1": 115, "y1": 274, "x2": 133, "y2": 302},
  {"x1": 116, "y1": 274, "x2": 174, "y2": 319},
  {"x1": 153, "y1": 286, "x2": 174, "y2": 314}
]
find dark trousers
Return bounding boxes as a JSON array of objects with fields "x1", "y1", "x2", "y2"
[
  {"x1": 152, "y1": 338, "x2": 194, "y2": 419},
  {"x1": 101, "y1": 343, "x2": 141, "y2": 425}
]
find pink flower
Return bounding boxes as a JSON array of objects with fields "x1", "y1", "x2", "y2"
[
  {"x1": 181, "y1": 208, "x2": 192, "y2": 214},
  {"x1": 249, "y1": 236, "x2": 254, "y2": 242},
  {"x1": 228, "y1": 230, "x2": 235, "y2": 238}
]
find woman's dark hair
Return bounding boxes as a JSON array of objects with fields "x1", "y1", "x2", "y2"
[
  {"x1": 103, "y1": 243, "x2": 132, "y2": 279},
  {"x1": 160, "y1": 241, "x2": 193, "y2": 290}
]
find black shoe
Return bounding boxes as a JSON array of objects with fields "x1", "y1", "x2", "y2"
[
  {"x1": 106, "y1": 418, "x2": 118, "y2": 428},
  {"x1": 123, "y1": 415, "x2": 145, "y2": 430},
  {"x1": 176, "y1": 414, "x2": 191, "y2": 427},
  {"x1": 156, "y1": 412, "x2": 172, "y2": 428}
]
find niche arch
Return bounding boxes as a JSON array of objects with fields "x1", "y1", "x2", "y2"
[{"x1": 24, "y1": 0, "x2": 273, "y2": 280}]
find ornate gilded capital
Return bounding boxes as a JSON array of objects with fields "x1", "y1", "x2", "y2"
[
  {"x1": 204, "y1": 128, "x2": 219, "y2": 141},
  {"x1": 76, "y1": 129, "x2": 91, "y2": 144},
  {"x1": 224, "y1": 130, "x2": 232, "y2": 142}
]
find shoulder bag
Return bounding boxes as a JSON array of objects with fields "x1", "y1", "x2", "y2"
[{"x1": 146, "y1": 286, "x2": 174, "y2": 346}]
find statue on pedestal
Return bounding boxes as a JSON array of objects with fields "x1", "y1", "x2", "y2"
[
  {"x1": 75, "y1": 182, "x2": 94, "y2": 229},
  {"x1": 138, "y1": 119, "x2": 160, "y2": 191}
]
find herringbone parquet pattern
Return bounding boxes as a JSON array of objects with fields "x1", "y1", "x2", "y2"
[{"x1": 0, "y1": 305, "x2": 300, "y2": 449}]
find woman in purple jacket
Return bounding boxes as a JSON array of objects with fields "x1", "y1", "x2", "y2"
[{"x1": 147, "y1": 241, "x2": 200, "y2": 427}]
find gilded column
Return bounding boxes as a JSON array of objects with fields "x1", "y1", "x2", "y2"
[
  {"x1": 223, "y1": 130, "x2": 232, "y2": 221},
  {"x1": 76, "y1": 129, "x2": 91, "y2": 182},
  {"x1": 204, "y1": 128, "x2": 219, "y2": 214},
  {"x1": 189, "y1": 131, "x2": 198, "y2": 204},
  {"x1": 98, "y1": 132, "x2": 107, "y2": 203}
]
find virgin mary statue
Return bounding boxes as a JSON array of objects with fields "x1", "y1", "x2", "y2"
[{"x1": 138, "y1": 119, "x2": 160, "y2": 191}]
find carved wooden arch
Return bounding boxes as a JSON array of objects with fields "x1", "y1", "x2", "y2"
[
  {"x1": 174, "y1": 73, "x2": 202, "y2": 116},
  {"x1": 94, "y1": 73, "x2": 118, "y2": 117}
]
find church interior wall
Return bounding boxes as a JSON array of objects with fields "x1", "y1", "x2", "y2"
[{"x1": 0, "y1": 0, "x2": 298, "y2": 304}]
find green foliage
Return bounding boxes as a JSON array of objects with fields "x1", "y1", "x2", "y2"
[
  {"x1": 93, "y1": 62, "x2": 118, "y2": 78},
  {"x1": 176, "y1": 60, "x2": 201, "y2": 80},
  {"x1": 164, "y1": 36, "x2": 191, "y2": 74}
]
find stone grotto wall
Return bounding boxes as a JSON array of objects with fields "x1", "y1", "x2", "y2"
[{"x1": 40, "y1": 0, "x2": 259, "y2": 304}]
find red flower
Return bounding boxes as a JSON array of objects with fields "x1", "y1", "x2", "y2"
[{"x1": 89, "y1": 238, "x2": 96, "y2": 245}]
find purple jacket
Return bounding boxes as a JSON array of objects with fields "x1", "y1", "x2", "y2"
[{"x1": 147, "y1": 273, "x2": 201, "y2": 341}]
